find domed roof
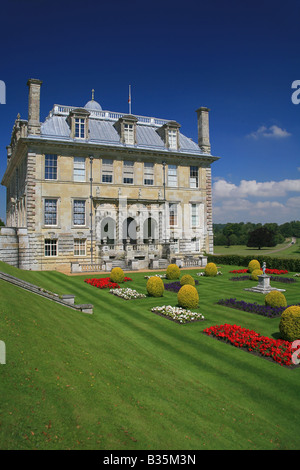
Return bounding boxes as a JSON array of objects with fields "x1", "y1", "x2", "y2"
[
  {"x1": 84, "y1": 99, "x2": 102, "y2": 111},
  {"x1": 84, "y1": 89, "x2": 102, "y2": 111}
]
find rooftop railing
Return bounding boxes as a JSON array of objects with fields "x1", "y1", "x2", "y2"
[{"x1": 47, "y1": 105, "x2": 171, "y2": 127}]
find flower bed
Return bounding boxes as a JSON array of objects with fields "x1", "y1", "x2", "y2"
[
  {"x1": 217, "y1": 298, "x2": 300, "y2": 318},
  {"x1": 151, "y1": 305, "x2": 205, "y2": 324},
  {"x1": 109, "y1": 287, "x2": 146, "y2": 300},
  {"x1": 229, "y1": 268, "x2": 288, "y2": 275},
  {"x1": 197, "y1": 271, "x2": 222, "y2": 276},
  {"x1": 144, "y1": 274, "x2": 166, "y2": 279},
  {"x1": 203, "y1": 323, "x2": 299, "y2": 367},
  {"x1": 164, "y1": 280, "x2": 199, "y2": 293},
  {"x1": 84, "y1": 277, "x2": 132, "y2": 289},
  {"x1": 229, "y1": 275, "x2": 296, "y2": 283}
]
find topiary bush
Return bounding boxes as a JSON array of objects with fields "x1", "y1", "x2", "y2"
[
  {"x1": 177, "y1": 285, "x2": 199, "y2": 309},
  {"x1": 248, "y1": 259, "x2": 261, "y2": 273},
  {"x1": 251, "y1": 268, "x2": 263, "y2": 281},
  {"x1": 265, "y1": 291, "x2": 287, "y2": 308},
  {"x1": 146, "y1": 276, "x2": 164, "y2": 297},
  {"x1": 204, "y1": 262, "x2": 218, "y2": 277},
  {"x1": 166, "y1": 264, "x2": 180, "y2": 280},
  {"x1": 110, "y1": 267, "x2": 125, "y2": 283},
  {"x1": 279, "y1": 306, "x2": 300, "y2": 342},
  {"x1": 180, "y1": 274, "x2": 195, "y2": 286}
]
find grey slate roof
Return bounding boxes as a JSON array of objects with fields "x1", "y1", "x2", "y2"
[{"x1": 39, "y1": 105, "x2": 207, "y2": 156}]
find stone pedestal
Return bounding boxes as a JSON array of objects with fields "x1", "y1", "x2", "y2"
[{"x1": 244, "y1": 274, "x2": 285, "y2": 294}]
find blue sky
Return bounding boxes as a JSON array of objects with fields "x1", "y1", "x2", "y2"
[{"x1": 0, "y1": 0, "x2": 299, "y2": 224}]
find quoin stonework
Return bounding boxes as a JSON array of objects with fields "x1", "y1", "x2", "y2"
[{"x1": 0, "y1": 79, "x2": 220, "y2": 273}]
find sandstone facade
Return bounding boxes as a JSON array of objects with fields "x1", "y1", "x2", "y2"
[{"x1": 1, "y1": 79, "x2": 220, "y2": 272}]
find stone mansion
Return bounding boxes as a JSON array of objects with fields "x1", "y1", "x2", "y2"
[{"x1": 0, "y1": 79, "x2": 219, "y2": 272}]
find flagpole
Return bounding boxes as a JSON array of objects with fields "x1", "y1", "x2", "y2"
[{"x1": 128, "y1": 85, "x2": 131, "y2": 114}]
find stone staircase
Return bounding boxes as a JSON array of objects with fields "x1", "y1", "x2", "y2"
[
  {"x1": 111, "y1": 260, "x2": 127, "y2": 269},
  {"x1": 158, "y1": 259, "x2": 169, "y2": 269}
]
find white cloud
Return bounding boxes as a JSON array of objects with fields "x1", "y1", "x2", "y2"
[
  {"x1": 212, "y1": 177, "x2": 300, "y2": 223},
  {"x1": 247, "y1": 125, "x2": 291, "y2": 139},
  {"x1": 213, "y1": 178, "x2": 300, "y2": 200}
]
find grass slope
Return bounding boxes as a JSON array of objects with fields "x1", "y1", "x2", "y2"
[
  {"x1": 0, "y1": 261, "x2": 300, "y2": 450},
  {"x1": 214, "y1": 238, "x2": 300, "y2": 259}
]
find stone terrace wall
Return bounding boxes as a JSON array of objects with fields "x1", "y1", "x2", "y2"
[{"x1": 0, "y1": 227, "x2": 19, "y2": 267}]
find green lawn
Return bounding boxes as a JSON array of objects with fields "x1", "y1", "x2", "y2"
[
  {"x1": 0, "y1": 260, "x2": 300, "y2": 450},
  {"x1": 214, "y1": 238, "x2": 300, "y2": 259}
]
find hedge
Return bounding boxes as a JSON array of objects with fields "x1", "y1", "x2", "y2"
[{"x1": 207, "y1": 254, "x2": 300, "y2": 272}]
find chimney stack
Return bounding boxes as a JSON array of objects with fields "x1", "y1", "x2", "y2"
[
  {"x1": 27, "y1": 78, "x2": 42, "y2": 135},
  {"x1": 196, "y1": 107, "x2": 211, "y2": 153}
]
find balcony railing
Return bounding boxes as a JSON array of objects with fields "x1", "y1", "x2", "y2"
[{"x1": 49, "y1": 105, "x2": 171, "y2": 128}]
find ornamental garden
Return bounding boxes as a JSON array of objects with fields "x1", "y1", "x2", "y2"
[
  {"x1": 1, "y1": 256, "x2": 300, "y2": 450},
  {"x1": 84, "y1": 261, "x2": 300, "y2": 368}
]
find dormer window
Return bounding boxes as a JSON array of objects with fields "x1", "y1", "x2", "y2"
[
  {"x1": 157, "y1": 121, "x2": 181, "y2": 150},
  {"x1": 168, "y1": 129, "x2": 177, "y2": 149},
  {"x1": 124, "y1": 123, "x2": 134, "y2": 144},
  {"x1": 67, "y1": 108, "x2": 90, "y2": 140},
  {"x1": 114, "y1": 115, "x2": 138, "y2": 145},
  {"x1": 75, "y1": 118, "x2": 85, "y2": 139}
]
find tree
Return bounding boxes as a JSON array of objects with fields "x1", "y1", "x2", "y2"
[
  {"x1": 247, "y1": 227, "x2": 277, "y2": 250},
  {"x1": 0, "y1": 219, "x2": 4, "y2": 227}
]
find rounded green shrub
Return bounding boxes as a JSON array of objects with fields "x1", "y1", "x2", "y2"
[
  {"x1": 110, "y1": 267, "x2": 125, "y2": 283},
  {"x1": 264, "y1": 290, "x2": 287, "y2": 308},
  {"x1": 146, "y1": 276, "x2": 164, "y2": 297},
  {"x1": 248, "y1": 259, "x2": 261, "y2": 273},
  {"x1": 166, "y1": 263, "x2": 180, "y2": 280},
  {"x1": 279, "y1": 306, "x2": 300, "y2": 342},
  {"x1": 204, "y1": 262, "x2": 218, "y2": 277},
  {"x1": 180, "y1": 274, "x2": 195, "y2": 286},
  {"x1": 251, "y1": 268, "x2": 263, "y2": 281},
  {"x1": 177, "y1": 285, "x2": 199, "y2": 309}
]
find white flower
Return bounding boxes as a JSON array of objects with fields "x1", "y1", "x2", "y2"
[
  {"x1": 151, "y1": 305, "x2": 204, "y2": 323},
  {"x1": 109, "y1": 288, "x2": 146, "y2": 300}
]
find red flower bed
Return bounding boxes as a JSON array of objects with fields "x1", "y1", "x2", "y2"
[
  {"x1": 203, "y1": 323, "x2": 298, "y2": 367},
  {"x1": 84, "y1": 277, "x2": 132, "y2": 289},
  {"x1": 229, "y1": 268, "x2": 288, "y2": 275}
]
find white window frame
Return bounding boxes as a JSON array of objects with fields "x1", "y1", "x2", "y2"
[
  {"x1": 74, "y1": 238, "x2": 86, "y2": 256},
  {"x1": 75, "y1": 118, "x2": 85, "y2": 139},
  {"x1": 102, "y1": 159, "x2": 113, "y2": 183},
  {"x1": 169, "y1": 203, "x2": 178, "y2": 226},
  {"x1": 168, "y1": 129, "x2": 177, "y2": 150},
  {"x1": 73, "y1": 200, "x2": 86, "y2": 226},
  {"x1": 144, "y1": 162, "x2": 154, "y2": 185},
  {"x1": 73, "y1": 157, "x2": 85, "y2": 182},
  {"x1": 190, "y1": 166, "x2": 199, "y2": 188},
  {"x1": 45, "y1": 154, "x2": 57, "y2": 180},
  {"x1": 191, "y1": 203, "x2": 199, "y2": 228},
  {"x1": 124, "y1": 123, "x2": 134, "y2": 145},
  {"x1": 44, "y1": 239, "x2": 57, "y2": 257},
  {"x1": 44, "y1": 199, "x2": 58, "y2": 226},
  {"x1": 123, "y1": 160, "x2": 134, "y2": 184},
  {"x1": 168, "y1": 164, "x2": 177, "y2": 187}
]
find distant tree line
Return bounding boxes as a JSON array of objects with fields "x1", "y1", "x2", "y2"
[{"x1": 213, "y1": 221, "x2": 300, "y2": 247}]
